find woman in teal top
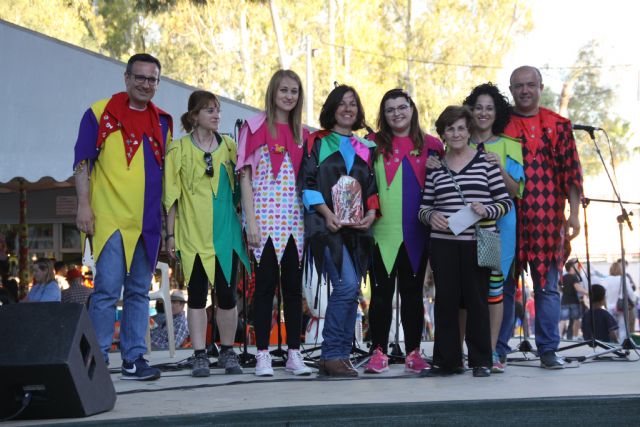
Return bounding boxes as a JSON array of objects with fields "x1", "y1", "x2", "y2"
[{"x1": 464, "y1": 83, "x2": 524, "y2": 373}]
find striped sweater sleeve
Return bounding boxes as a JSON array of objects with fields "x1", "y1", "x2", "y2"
[
  {"x1": 418, "y1": 153, "x2": 512, "y2": 240},
  {"x1": 483, "y1": 162, "x2": 512, "y2": 220}
]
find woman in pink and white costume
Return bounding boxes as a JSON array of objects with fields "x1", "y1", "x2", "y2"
[{"x1": 237, "y1": 70, "x2": 311, "y2": 376}]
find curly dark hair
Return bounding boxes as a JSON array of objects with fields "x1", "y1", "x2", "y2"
[{"x1": 462, "y1": 82, "x2": 512, "y2": 135}]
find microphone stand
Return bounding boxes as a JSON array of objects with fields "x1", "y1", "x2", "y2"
[
  {"x1": 299, "y1": 251, "x2": 325, "y2": 362},
  {"x1": 234, "y1": 118, "x2": 256, "y2": 367},
  {"x1": 562, "y1": 128, "x2": 638, "y2": 360},
  {"x1": 207, "y1": 296, "x2": 220, "y2": 358},
  {"x1": 350, "y1": 276, "x2": 370, "y2": 368},
  {"x1": 388, "y1": 275, "x2": 405, "y2": 363},
  {"x1": 269, "y1": 274, "x2": 288, "y2": 365},
  {"x1": 238, "y1": 255, "x2": 256, "y2": 367},
  {"x1": 558, "y1": 197, "x2": 626, "y2": 361},
  {"x1": 507, "y1": 270, "x2": 538, "y2": 361}
]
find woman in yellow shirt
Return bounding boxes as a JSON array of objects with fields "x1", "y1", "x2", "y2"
[{"x1": 164, "y1": 91, "x2": 249, "y2": 377}]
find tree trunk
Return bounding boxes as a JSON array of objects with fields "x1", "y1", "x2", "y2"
[
  {"x1": 405, "y1": 0, "x2": 414, "y2": 96},
  {"x1": 269, "y1": 0, "x2": 289, "y2": 69},
  {"x1": 342, "y1": 0, "x2": 350, "y2": 80},
  {"x1": 559, "y1": 76, "x2": 577, "y2": 117},
  {"x1": 328, "y1": 0, "x2": 336, "y2": 86},
  {"x1": 239, "y1": 0, "x2": 252, "y2": 92}
]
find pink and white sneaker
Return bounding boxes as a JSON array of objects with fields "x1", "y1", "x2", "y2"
[
  {"x1": 255, "y1": 350, "x2": 274, "y2": 377},
  {"x1": 364, "y1": 347, "x2": 389, "y2": 374},
  {"x1": 405, "y1": 348, "x2": 430, "y2": 373},
  {"x1": 286, "y1": 349, "x2": 312, "y2": 376},
  {"x1": 491, "y1": 352, "x2": 505, "y2": 373}
]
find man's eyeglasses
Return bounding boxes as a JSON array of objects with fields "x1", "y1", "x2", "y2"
[
  {"x1": 128, "y1": 73, "x2": 160, "y2": 86},
  {"x1": 204, "y1": 152, "x2": 213, "y2": 177},
  {"x1": 384, "y1": 104, "x2": 410, "y2": 115}
]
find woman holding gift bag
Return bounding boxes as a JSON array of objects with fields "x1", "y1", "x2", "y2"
[
  {"x1": 301, "y1": 84, "x2": 379, "y2": 377},
  {"x1": 418, "y1": 105, "x2": 511, "y2": 377}
]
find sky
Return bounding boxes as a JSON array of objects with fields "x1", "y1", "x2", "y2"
[
  {"x1": 496, "y1": 0, "x2": 640, "y2": 259},
  {"x1": 498, "y1": 0, "x2": 640, "y2": 131}
]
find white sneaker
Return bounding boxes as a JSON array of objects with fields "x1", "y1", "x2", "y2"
[
  {"x1": 286, "y1": 349, "x2": 312, "y2": 376},
  {"x1": 255, "y1": 350, "x2": 274, "y2": 376}
]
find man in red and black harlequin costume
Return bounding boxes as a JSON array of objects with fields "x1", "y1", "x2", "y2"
[{"x1": 498, "y1": 66, "x2": 583, "y2": 369}]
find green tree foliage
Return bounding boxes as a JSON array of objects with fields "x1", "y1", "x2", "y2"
[
  {"x1": 151, "y1": 0, "x2": 533, "y2": 130},
  {"x1": 0, "y1": 0, "x2": 104, "y2": 51},
  {"x1": 1, "y1": 0, "x2": 533, "y2": 132},
  {"x1": 552, "y1": 42, "x2": 632, "y2": 176}
]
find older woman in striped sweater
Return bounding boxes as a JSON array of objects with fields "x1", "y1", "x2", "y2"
[{"x1": 418, "y1": 105, "x2": 512, "y2": 378}]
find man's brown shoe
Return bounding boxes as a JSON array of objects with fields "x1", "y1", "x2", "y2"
[
  {"x1": 342, "y1": 358, "x2": 359, "y2": 375},
  {"x1": 318, "y1": 359, "x2": 358, "y2": 377},
  {"x1": 317, "y1": 359, "x2": 328, "y2": 376}
]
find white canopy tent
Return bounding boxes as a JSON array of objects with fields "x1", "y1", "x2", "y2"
[
  {"x1": 0, "y1": 19, "x2": 259, "y2": 284},
  {"x1": 0, "y1": 19, "x2": 259, "y2": 187}
]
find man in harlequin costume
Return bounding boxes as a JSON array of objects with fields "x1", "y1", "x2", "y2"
[
  {"x1": 501, "y1": 66, "x2": 583, "y2": 369},
  {"x1": 74, "y1": 53, "x2": 172, "y2": 381}
]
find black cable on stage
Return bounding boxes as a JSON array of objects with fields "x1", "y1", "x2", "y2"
[{"x1": 0, "y1": 392, "x2": 32, "y2": 422}]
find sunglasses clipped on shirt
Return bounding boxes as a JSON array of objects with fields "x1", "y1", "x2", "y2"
[
  {"x1": 204, "y1": 152, "x2": 213, "y2": 177},
  {"x1": 203, "y1": 132, "x2": 223, "y2": 177}
]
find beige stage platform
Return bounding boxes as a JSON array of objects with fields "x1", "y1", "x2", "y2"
[{"x1": 9, "y1": 339, "x2": 640, "y2": 426}]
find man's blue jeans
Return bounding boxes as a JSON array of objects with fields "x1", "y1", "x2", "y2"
[
  {"x1": 497, "y1": 263, "x2": 561, "y2": 357},
  {"x1": 321, "y1": 246, "x2": 360, "y2": 360},
  {"x1": 89, "y1": 231, "x2": 152, "y2": 364}
]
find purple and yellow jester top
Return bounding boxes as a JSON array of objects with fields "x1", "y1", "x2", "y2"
[{"x1": 73, "y1": 92, "x2": 173, "y2": 272}]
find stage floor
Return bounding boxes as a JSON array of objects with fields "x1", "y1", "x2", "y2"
[{"x1": 10, "y1": 338, "x2": 640, "y2": 426}]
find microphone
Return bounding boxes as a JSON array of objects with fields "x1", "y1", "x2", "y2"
[
  {"x1": 233, "y1": 119, "x2": 245, "y2": 142},
  {"x1": 573, "y1": 124, "x2": 601, "y2": 133}
]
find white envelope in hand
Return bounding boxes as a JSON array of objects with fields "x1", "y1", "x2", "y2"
[{"x1": 447, "y1": 205, "x2": 482, "y2": 235}]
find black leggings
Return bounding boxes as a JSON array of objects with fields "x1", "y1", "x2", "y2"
[
  {"x1": 253, "y1": 237, "x2": 303, "y2": 350},
  {"x1": 187, "y1": 254, "x2": 237, "y2": 310},
  {"x1": 369, "y1": 244, "x2": 426, "y2": 354}
]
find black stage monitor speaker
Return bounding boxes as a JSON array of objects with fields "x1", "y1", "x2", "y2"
[{"x1": 0, "y1": 302, "x2": 116, "y2": 419}]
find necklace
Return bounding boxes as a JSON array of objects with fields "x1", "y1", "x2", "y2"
[
  {"x1": 194, "y1": 130, "x2": 216, "y2": 152},
  {"x1": 473, "y1": 133, "x2": 497, "y2": 145}
]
